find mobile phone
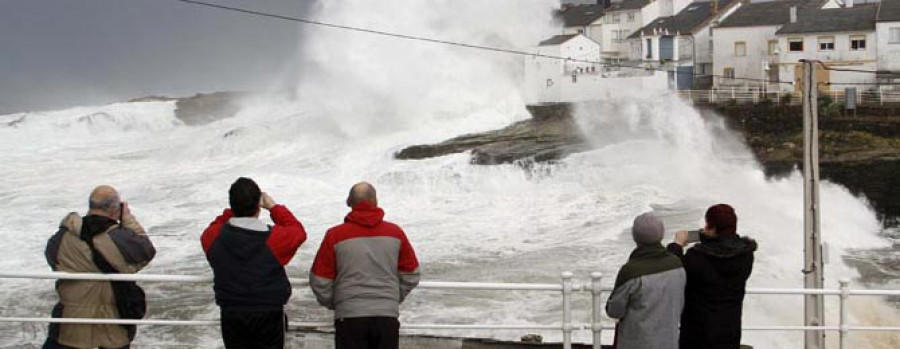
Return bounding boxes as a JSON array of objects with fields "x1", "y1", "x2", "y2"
[
  {"x1": 119, "y1": 202, "x2": 125, "y2": 223},
  {"x1": 686, "y1": 229, "x2": 702, "y2": 243}
]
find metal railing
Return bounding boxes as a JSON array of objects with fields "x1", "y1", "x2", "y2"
[
  {"x1": 2, "y1": 271, "x2": 900, "y2": 349},
  {"x1": 677, "y1": 89, "x2": 900, "y2": 106}
]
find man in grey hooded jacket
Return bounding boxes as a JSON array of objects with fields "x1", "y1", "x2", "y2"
[{"x1": 606, "y1": 213, "x2": 685, "y2": 349}]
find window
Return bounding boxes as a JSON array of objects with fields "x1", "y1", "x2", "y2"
[
  {"x1": 789, "y1": 38, "x2": 804, "y2": 52},
  {"x1": 734, "y1": 41, "x2": 747, "y2": 56},
  {"x1": 724, "y1": 67, "x2": 735, "y2": 79},
  {"x1": 627, "y1": 13, "x2": 636, "y2": 22},
  {"x1": 818, "y1": 36, "x2": 834, "y2": 51},
  {"x1": 850, "y1": 35, "x2": 866, "y2": 50},
  {"x1": 646, "y1": 39, "x2": 653, "y2": 59},
  {"x1": 891, "y1": 28, "x2": 900, "y2": 44},
  {"x1": 612, "y1": 30, "x2": 629, "y2": 43},
  {"x1": 767, "y1": 65, "x2": 779, "y2": 82},
  {"x1": 612, "y1": 14, "x2": 620, "y2": 23},
  {"x1": 768, "y1": 40, "x2": 779, "y2": 55}
]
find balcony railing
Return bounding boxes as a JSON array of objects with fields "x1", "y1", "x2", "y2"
[{"x1": 1, "y1": 271, "x2": 899, "y2": 349}]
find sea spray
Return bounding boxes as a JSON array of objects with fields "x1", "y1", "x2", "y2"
[{"x1": 0, "y1": 1, "x2": 897, "y2": 348}]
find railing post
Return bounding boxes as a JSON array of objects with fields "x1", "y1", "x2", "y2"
[
  {"x1": 590, "y1": 272, "x2": 604, "y2": 349},
  {"x1": 561, "y1": 271, "x2": 574, "y2": 349},
  {"x1": 839, "y1": 279, "x2": 850, "y2": 349}
]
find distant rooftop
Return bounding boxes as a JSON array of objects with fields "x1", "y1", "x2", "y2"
[
  {"x1": 557, "y1": 3, "x2": 607, "y2": 27},
  {"x1": 878, "y1": 0, "x2": 900, "y2": 22},
  {"x1": 613, "y1": 0, "x2": 652, "y2": 11},
  {"x1": 717, "y1": 0, "x2": 820, "y2": 28},
  {"x1": 777, "y1": 3, "x2": 878, "y2": 34},
  {"x1": 539, "y1": 34, "x2": 581, "y2": 46},
  {"x1": 629, "y1": 0, "x2": 739, "y2": 38}
]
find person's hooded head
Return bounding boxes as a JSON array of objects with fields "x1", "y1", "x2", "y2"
[{"x1": 632, "y1": 212, "x2": 665, "y2": 246}]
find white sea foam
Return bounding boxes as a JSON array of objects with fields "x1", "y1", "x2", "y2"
[{"x1": 0, "y1": 1, "x2": 896, "y2": 348}]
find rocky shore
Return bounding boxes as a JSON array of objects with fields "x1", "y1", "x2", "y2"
[
  {"x1": 706, "y1": 103, "x2": 900, "y2": 221},
  {"x1": 395, "y1": 104, "x2": 589, "y2": 165},
  {"x1": 393, "y1": 101, "x2": 900, "y2": 221}
]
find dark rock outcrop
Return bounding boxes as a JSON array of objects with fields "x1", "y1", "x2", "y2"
[
  {"x1": 395, "y1": 104, "x2": 590, "y2": 165},
  {"x1": 131, "y1": 91, "x2": 248, "y2": 125},
  {"x1": 173, "y1": 91, "x2": 248, "y2": 125}
]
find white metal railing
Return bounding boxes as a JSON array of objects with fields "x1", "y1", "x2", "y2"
[
  {"x1": 677, "y1": 88, "x2": 900, "y2": 106},
  {"x1": 2, "y1": 271, "x2": 900, "y2": 349}
]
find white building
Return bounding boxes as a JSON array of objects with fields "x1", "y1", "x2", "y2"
[
  {"x1": 774, "y1": 2, "x2": 879, "y2": 92},
  {"x1": 712, "y1": 0, "x2": 818, "y2": 91},
  {"x1": 629, "y1": 0, "x2": 743, "y2": 89},
  {"x1": 876, "y1": 0, "x2": 900, "y2": 87},
  {"x1": 525, "y1": 34, "x2": 667, "y2": 104}
]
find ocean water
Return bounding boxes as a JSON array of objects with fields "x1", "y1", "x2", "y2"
[{"x1": 1, "y1": 1, "x2": 897, "y2": 347}]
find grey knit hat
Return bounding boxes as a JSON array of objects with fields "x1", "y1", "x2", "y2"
[{"x1": 632, "y1": 213, "x2": 665, "y2": 245}]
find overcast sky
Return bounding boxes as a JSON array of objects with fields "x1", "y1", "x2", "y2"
[
  {"x1": 0, "y1": 0, "x2": 588, "y2": 115},
  {"x1": 0, "y1": 0, "x2": 315, "y2": 114}
]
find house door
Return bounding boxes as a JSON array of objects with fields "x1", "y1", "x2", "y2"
[{"x1": 660, "y1": 36, "x2": 674, "y2": 61}]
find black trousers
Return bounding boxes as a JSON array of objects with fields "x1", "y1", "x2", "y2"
[
  {"x1": 220, "y1": 308, "x2": 286, "y2": 349},
  {"x1": 334, "y1": 317, "x2": 400, "y2": 349}
]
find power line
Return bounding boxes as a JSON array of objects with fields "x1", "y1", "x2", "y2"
[
  {"x1": 816, "y1": 61, "x2": 900, "y2": 75},
  {"x1": 825, "y1": 82, "x2": 900, "y2": 86},
  {"x1": 172, "y1": 0, "x2": 794, "y2": 85}
]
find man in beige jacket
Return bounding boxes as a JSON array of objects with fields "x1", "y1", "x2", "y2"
[{"x1": 43, "y1": 185, "x2": 156, "y2": 349}]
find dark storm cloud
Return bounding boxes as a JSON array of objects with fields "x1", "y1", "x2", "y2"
[{"x1": 0, "y1": 0, "x2": 316, "y2": 114}]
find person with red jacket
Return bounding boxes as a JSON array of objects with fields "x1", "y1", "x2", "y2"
[
  {"x1": 201, "y1": 177, "x2": 307, "y2": 349},
  {"x1": 310, "y1": 182, "x2": 420, "y2": 349}
]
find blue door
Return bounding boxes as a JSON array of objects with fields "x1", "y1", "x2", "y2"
[
  {"x1": 677, "y1": 66, "x2": 694, "y2": 90},
  {"x1": 667, "y1": 66, "x2": 694, "y2": 90},
  {"x1": 660, "y1": 36, "x2": 674, "y2": 61}
]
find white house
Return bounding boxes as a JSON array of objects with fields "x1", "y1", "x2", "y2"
[
  {"x1": 525, "y1": 34, "x2": 603, "y2": 103},
  {"x1": 712, "y1": 0, "x2": 820, "y2": 91},
  {"x1": 525, "y1": 33, "x2": 667, "y2": 104},
  {"x1": 876, "y1": 0, "x2": 900, "y2": 87},
  {"x1": 774, "y1": 2, "x2": 879, "y2": 92},
  {"x1": 629, "y1": 0, "x2": 743, "y2": 89}
]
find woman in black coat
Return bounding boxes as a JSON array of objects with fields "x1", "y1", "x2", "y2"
[{"x1": 668, "y1": 204, "x2": 757, "y2": 349}]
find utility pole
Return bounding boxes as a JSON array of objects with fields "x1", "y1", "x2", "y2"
[{"x1": 800, "y1": 59, "x2": 826, "y2": 349}]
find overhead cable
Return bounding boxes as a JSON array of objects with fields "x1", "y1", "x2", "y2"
[{"x1": 173, "y1": 0, "x2": 796, "y2": 85}]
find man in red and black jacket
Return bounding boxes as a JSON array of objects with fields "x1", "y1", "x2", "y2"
[
  {"x1": 310, "y1": 182, "x2": 420, "y2": 349},
  {"x1": 201, "y1": 177, "x2": 307, "y2": 349}
]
